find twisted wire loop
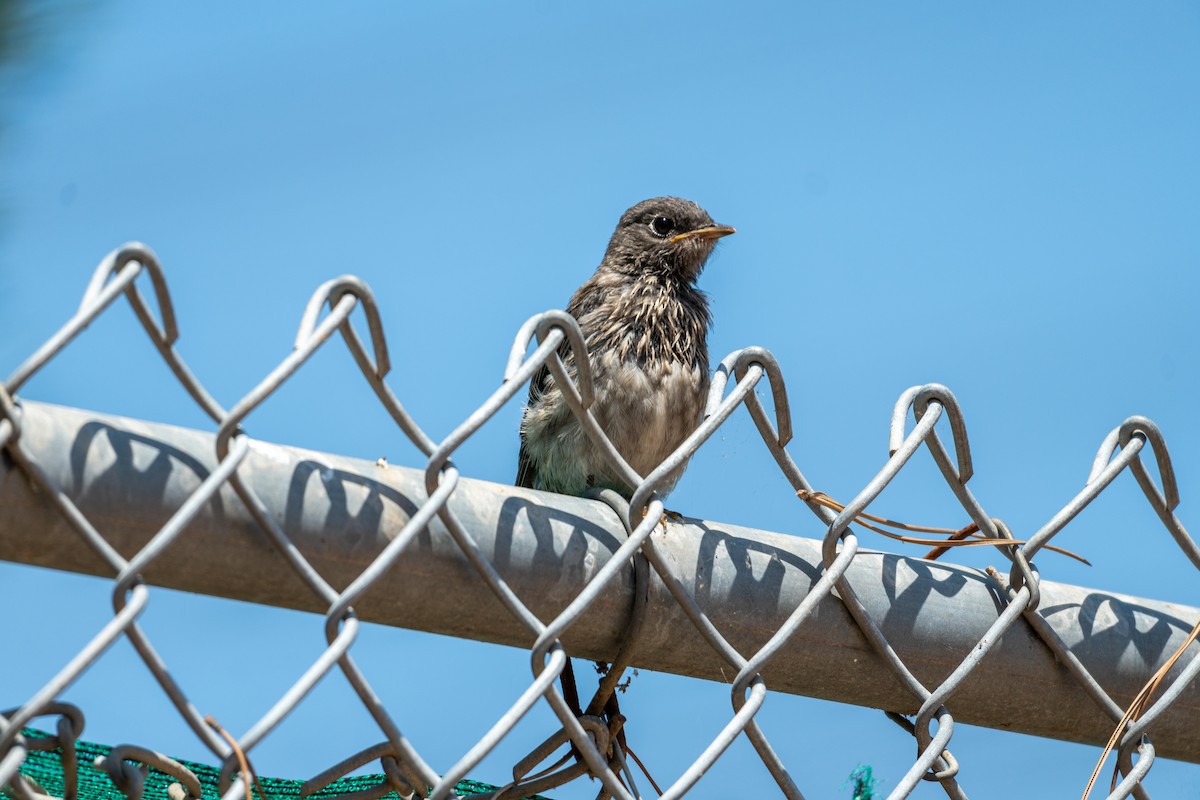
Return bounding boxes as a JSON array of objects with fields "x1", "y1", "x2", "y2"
[
  {"x1": 0, "y1": 704, "x2": 85, "y2": 800},
  {"x1": 302, "y1": 743, "x2": 418, "y2": 800},
  {"x1": 97, "y1": 745, "x2": 205, "y2": 800},
  {"x1": 4, "y1": 247, "x2": 1200, "y2": 800},
  {"x1": 7, "y1": 244, "x2": 225, "y2": 422}
]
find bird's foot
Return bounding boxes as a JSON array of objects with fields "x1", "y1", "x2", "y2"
[{"x1": 638, "y1": 506, "x2": 685, "y2": 525}]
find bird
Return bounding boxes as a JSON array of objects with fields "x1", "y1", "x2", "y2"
[
  {"x1": 515, "y1": 197, "x2": 733, "y2": 763},
  {"x1": 516, "y1": 196, "x2": 735, "y2": 500}
]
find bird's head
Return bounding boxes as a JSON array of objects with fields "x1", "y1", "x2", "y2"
[{"x1": 601, "y1": 197, "x2": 735, "y2": 282}]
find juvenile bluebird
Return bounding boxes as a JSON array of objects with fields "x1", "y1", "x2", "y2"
[{"x1": 517, "y1": 197, "x2": 734, "y2": 499}]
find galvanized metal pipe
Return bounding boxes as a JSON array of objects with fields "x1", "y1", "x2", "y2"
[{"x1": 2, "y1": 400, "x2": 1198, "y2": 762}]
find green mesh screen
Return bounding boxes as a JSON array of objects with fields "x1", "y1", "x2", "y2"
[{"x1": 13, "y1": 729, "x2": 551, "y2": 800}]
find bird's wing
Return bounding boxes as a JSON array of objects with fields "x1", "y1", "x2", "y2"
[
  {"x1": 514, "y1": 360, "x2": 552, "y2": 489},
  {"x1": 515, "y1": 428, "x2": 539, "y2": 489},
  {"x1": 515, "y1": 283, "x2": 600, "y2": 489},
  {"x1": 515, "y1": 444, "x2": 537, "y2": 489}
]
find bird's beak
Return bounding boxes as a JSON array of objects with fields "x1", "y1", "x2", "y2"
[{"x1": 670, "y1": 225, "x2": 736, "y2": 244}]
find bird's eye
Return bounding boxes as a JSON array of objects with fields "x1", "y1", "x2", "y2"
[{"x1": 649, "y1": 216, "x2": 674, "y2": 237}]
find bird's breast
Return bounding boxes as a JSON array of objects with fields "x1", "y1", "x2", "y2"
[
  {"x1": 591, "y1": 351, "x2": 708, "y2": 478},
  {"x1": 581, "y1": 279, "x2": 710, "y2": 370}
]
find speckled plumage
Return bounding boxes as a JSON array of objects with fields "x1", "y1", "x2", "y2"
[{"x1": 517, "y1": 197, "x2": 734, "y2": 498}]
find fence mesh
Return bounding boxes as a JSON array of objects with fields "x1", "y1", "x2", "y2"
[{"x1": 2, "y1": 243, "x2": 1199, "y2": 800}]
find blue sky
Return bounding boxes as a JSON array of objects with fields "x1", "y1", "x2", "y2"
[{"x1": 2, "y1": 3, "x2": 1200, "y2": 798}]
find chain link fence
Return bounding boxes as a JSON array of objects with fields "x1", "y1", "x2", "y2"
[{"x1": 2, "y1": 244, "x2": 1199, "y2": 800}]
